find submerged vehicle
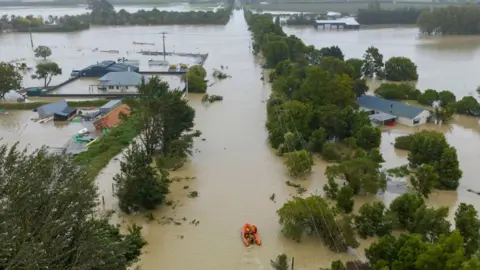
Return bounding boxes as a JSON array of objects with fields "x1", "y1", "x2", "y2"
[{"x1": 241, "y1": 223, "x2": 261, "y2": 246}]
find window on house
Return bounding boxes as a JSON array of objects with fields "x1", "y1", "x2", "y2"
[
  {"x1": 413, "y1": 118, "x2": 420, "y2": 125},
  {"x1": 108, "y1": 86, "x2": 113, "y2": 89},
  {"x1": 125, "y1": 86, "x2": 128, "y2": 89},
  {"x1": 116, "y1": 86, "x2": 119, "y2": 89}
]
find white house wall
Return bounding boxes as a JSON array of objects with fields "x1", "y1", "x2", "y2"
[
  {"x1": 414, "y1": 110, "x2": 431, "y2": 125},
  {"x1": 397, "y1": 110, "x2": 431, "y2": 126},
  {"x1": 397, "y1": 117, "x2": 414, "y2": 126}
]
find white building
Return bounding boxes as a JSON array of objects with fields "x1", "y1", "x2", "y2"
[
  {"x1": 98, "y1": 71, "x2": 147, "y2": 91},
  {"x1": 357, "y1": 95, "x2": 431, "y2": 127}
]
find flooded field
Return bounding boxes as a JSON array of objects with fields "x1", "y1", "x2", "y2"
[
  {"x1": 2, "y1": 7, "x2": 480, "y2": 270},
  {"x1": 0, "y1": 110, "x2": 87, "y2": 150}
]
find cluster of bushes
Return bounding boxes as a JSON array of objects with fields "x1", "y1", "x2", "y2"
[{"x1": 394, "y1": 130, "x2": 462, "y2": 190}]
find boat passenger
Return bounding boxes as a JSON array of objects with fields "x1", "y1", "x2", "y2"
[
  {"x1": 244, "y1": 227, "x2": 251, "y2": 238},
  {"x1": 249, "y1": 234, "x2": 255, "y2": 244}
]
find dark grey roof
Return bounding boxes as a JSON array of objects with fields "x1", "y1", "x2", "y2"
[
  {"x1": 37, "y1": 100, "x2": 68, "y2": 118},
  {"x1": 357, "y1": 95, "x2": 426, "y2": 119}
]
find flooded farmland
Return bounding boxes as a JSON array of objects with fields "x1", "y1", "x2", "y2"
[{"x1": 2, "y1": 6, "x2": 480, "y2": 270}]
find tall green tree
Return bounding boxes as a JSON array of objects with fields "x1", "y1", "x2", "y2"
[
  {"x1": 0, "y1": 62, "x2": 22, "y2": 100},
  {"x1": 335, "y1": 186, "x2": 354, "y2": 213},
  {"x1": 34, "y1": 45, "x2": 52, "y2": 59},
  {"x1": 455, "y1": 203, "x2": 480, "y2": 258},
  {"x1": 389, "y1": 193, "x2": 425, "y2": 230},
  {"x1": 35, "y1": 62, "x2": 62, "y2": 87},
  {"x1": 283, "y1": 149, "x2": 313, "y2": 177},
  {"x1": 410, "y1": 164, "x2": 438, "y2": 198},
  {"x1": 185, "y1": 65, "x2": 207, "y2": 93},
  {"x1": 415, "y1": 230, "x2": 466, "y2": 269},
  {"x1": 325, "y1": 158, "x2": 387, "y2": 195},
  {"x1": 354, "y1": 201, "x2": 393, "y2": 238},
  {"x1": 355, "y1": 125, "x2": 381, "y2": 151},
  {"x1": 114, "y1": 142, "x2": 169, "y2": 213},
  {"x1": 318, "y1": 46, "x2": 344, "y2": 60},
  {"x1": 0, "y1": 143, "x2": 146, "y2": 269},
  {"x1": 408, "y1": 131, "x2": 462, "y2": 190},
  {"x1": 384, "y1": 56, "x2": 418, "y2": 81},
  {"x1": 345, "y1": 58, "x2": 363, "y2": 79},
  {"x1": 362, "y1": 46, "x2": 384, "y2": 78},
  {"x1": 129, "y1": 76, "x2": 197, "y2": 159},
  {"x1": 277, "y1": 195, "x2": 359, "y2": 252}
]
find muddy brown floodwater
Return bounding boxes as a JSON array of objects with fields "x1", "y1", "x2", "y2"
[{"x1": 2, "y1": 7, "x2": 480, "y2": 270}]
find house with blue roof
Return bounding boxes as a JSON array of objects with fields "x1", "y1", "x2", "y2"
[
  {"x1": 98, "y1": 71, "x2": 148, "y2": 91},
  {"x1": 356, "y1": 95, "x2": 431, "y2": 126}
]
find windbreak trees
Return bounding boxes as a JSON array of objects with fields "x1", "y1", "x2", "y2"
[{"x1": 0, "y1": 143, "x2": 145, "y2": 269}]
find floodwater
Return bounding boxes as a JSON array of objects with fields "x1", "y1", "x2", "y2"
[{"x1": 2, "y1": 7, "x2": 480, "y2": 270}]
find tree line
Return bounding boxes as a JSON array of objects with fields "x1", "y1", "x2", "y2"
[
  {"x1": 244, "y1": 8, "x2": 473, "y2": 269},
  {"x1": 418, "y1": 5, "x2": 480, "y2": 35},
  {"x1": 0, "y1": 14, "x2": 89, "y2": 33},
  {"x1": 0, "y1": 0, "x2": 234, "y2": 33},
  {"x1": 83, "y1": 0, "x2": 233, "y2": 26},
  {"x1": 357, "y1": 7, "x2": 423, "y2": 25}
]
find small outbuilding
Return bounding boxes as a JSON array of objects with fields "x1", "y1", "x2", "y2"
[
  {"x1": 37, "y1": 100, "x2": 70, "y2": 119},
  {"x1": 54, "y1": 107, "x2": 77, "y2": 121},
  {"x1": 357, "y1": 95, "x2": 431, "y2": 127}
]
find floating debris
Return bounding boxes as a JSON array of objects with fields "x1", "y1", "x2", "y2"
[
  {"x1": 133, "y1": 41, "x2": 155, "y2": 45},
  {"x1": 201, "y1": 94, "x2": 223, "y2": 103},
  {"x1": 187, "y1": 191, "x2": 199, "y2": 198}
]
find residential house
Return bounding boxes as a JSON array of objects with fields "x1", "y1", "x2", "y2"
[
  {"x1": 356, "y1": 95, "x2": 431, "y2": 126},
  {"x1": 94, "y1": 104, "x2": 130, "y2": 130},
  {"x1": 98, "y1": 71, "x2": 146, "y2": 91}
]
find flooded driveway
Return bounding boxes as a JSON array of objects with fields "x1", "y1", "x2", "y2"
[{"x1": 2, "y1": 8, "x2": 480, "y2": 270}]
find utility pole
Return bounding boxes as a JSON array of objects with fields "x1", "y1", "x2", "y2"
[
  {"x1": 160, "y1": 32, "x2": 167, "y2": 61},
  {"x1": 29, "y1": 22, "x2": 34, "y2": 50},
  {"x1": 185, "y1": 67, "x2": 189, "y2": 99}
]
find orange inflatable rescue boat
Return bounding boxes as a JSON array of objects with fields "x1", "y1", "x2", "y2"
[{"x1": 241, "y1": 223, "x2": 261, "y2": 246}]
